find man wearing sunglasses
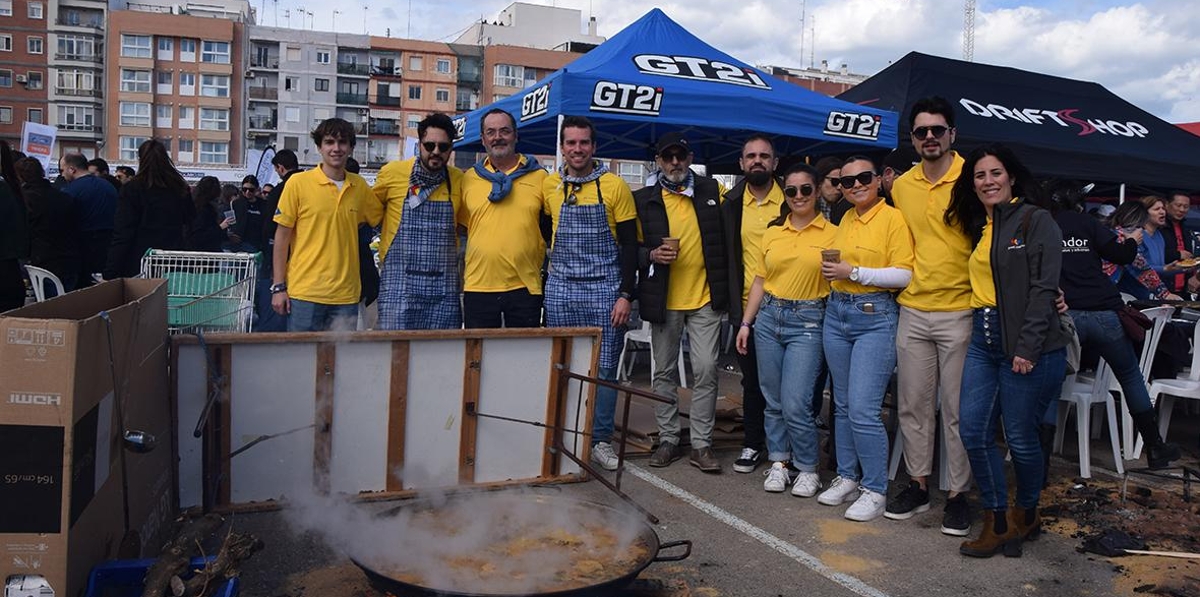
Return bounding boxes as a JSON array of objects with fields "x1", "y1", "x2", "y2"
[
  {"x1": 370, "y1": 112, "x2": 465, "y2": 330},
  {"x1": 884, "y1": 96, "x2": 974, "y2": 537},
  {"x1": 721, "y1": 134, "x2": 785, "y2": 475},
  {"x1": 634, "y1": 132, "x2": 730, "y2": 473},
  {"x1": 541, "y1": 115, "x2": 638, "y2": 471},
  {"x1": 228, "y1": 175, "x2": 264, "y2": 253}
]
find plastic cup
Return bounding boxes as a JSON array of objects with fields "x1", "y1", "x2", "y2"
[
  {"x1": 661, "y1": 237, "x2": 680, "y2": 251},
  {"x1": 821, "y1": 249, "x2": 841, "y2": 263}
]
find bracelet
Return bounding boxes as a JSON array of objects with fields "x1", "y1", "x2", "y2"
[{"x1": 740, "y1": 321, "x2": 752, "y2": 328}]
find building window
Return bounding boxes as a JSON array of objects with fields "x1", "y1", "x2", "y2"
[
  {"x1": 28, "y1": 2, "x2": 42, "y2": 18},
  {"x1": 200, "y1": 74, "x2": 229, "y2": 97},
  {"x1": 436, "y1": 58, "x2": 451, "y2": 74},
  {"x1": 0, "y1": 107, "x2": 10, "y2": 123},
  {"x1": 199, "y1": 141, "x2": 228, "y2": 164},
  {"x1": 27, "y1": 108, "x2": 42, "y2": 124},
  {"x1": 284, "y1": 76, "x2": 297, "y2": 91},
  {"x1": 409, "y1": 55, "x2": 422, "y2": 71},
  {"x1": 157, "y1": 37, "x2": 173, "y2": 60},
  {"x1": 408, "y1": 85, "x2": 421, "y2": 100},
  {"x1": 156, "y1": 70, "x2": 172, "y2": 94},
  {"x1": 619, "y1": 162, "x2": 645, "y2": 186},
  {"x1": 179, "y1": 38, "x2": 196, "y2": 61},
  {"x1": 494, "y1": 64, "x2": 523, "y2": 88},
  {"x1": 178, "y1": 106, "x2": 194, "y2": 128},
  {"x1": 120, "y1": 69, "x2": 150, "y2": 92},
  {"x1": 315, "y1": 50, "x2": 330, "y2": 64},
  {"x1": 155, "y1": 104, "x2": 171, "y2": 127},
  {"x1": 314, "y1": 78, "x2": 329, "y2": 92},
  {"x1": 201, "y1": 40, "x2": 230, "y2": 64},
  {"x1": 57, "y1": 35, "x2": 95, "y2": 60},
  {"x1": 0, "y1": 0, "x2": 11, "y2": 16},
  {"x1": 56, "y1": 70, "x2": 93, "y2": 94},
  {"x1": 284, "y1": 106, "x2": 300, "y2": 122},
  {"x1": 58, "y1": 105, "x2": 94, "y2": 130},
  {"x1": 0, "y1": 70, "x2": 12, "y2": 87},
  {"x1": 492, "y1": 93, "x2": 510, "y2": 102},
  {"x1": 178, "y1": 72, "x2": 195, "y2": 95},
  {"x1": 121, "y1": 34, "x2": 152, "y2": 58},
  {"x1": 119, "y1": 102, "x2": 150, "y2": 127},
  {"x1": 199, "y1": 107, "x2": 228, "y2": 131},
  {"x1": 406, "y1": 114, "x2": 420, "y2": 130},
  {"x1": 120, "y1": 136, "x2": 148, "y2": 161},
  {"x1": 435, "y1": 88, "x2": 449, "y2": 103},
  {"x1": 0, "y1": 36, "x2": 12, "y2": 52},
  {"x1": 286, "y1": 46, "x2": 300, "y2": 61},
  {"x1": 28, "y1": 36, "x2": 42, "y2": 54},
  {"x1": 178, "y1": 138, "x2": 194, "y2": 162},
  {"x1": 26, "y1": 71, "x2": 42, "y2": 89}
]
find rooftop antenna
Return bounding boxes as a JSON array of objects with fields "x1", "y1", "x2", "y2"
[
  {"x1": 799, "y1": 0, "x2": 806, "y2": 70},
  {"x1": 963, "y1": 0, "x2": 976, "y2": 61},
  {"x1": 809, "y1": 14, "x2": 815, "y2": 68}
]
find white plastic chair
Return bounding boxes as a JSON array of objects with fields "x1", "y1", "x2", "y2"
[
  {"x1": 1054, "y1": 360, "x2": 1125, "y2": 478},
  {"x1": 617, "y1": 321, "x2": 687, "y2": 388},
  {"x1": 1110, "y1": 306, "x2": 1173, "y2": 458},
  {"x1": 1135, "y1": 316, "x2": 1200, "y2": 459},
  {"x1": 24, "y1": 265, "x2": 65, "y2": 302}
]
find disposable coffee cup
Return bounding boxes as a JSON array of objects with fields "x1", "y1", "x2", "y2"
[
  {"x1": 224, "y1": 209, "x2": 236, "y2": 224},
  {"x1": 662, "y1": 237, "x2": 680, "y2": 251},
  {"x1": 821, "y1": 249, "x2": 841, "y2": 263}
]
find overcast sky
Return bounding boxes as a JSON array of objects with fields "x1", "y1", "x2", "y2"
[{"x1": 267, "y1": 0, "x2": 1199, "y2": 123}]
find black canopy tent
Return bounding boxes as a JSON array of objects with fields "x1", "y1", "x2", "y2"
[{"x1": 837, "y1": 52, "x2": 1200, "y2": 193}]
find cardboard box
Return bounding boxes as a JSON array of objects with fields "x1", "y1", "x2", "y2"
[{"x1": 1, "y1": 279, "x2": 175, "y2": 597}]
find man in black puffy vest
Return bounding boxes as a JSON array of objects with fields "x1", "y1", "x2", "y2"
[{"x1": 633, "y1": 132, "x2": 729, "y2": 473}]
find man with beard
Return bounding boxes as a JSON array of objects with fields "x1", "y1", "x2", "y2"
[
  {"x1": 722, "y1": 134, "x2": 784, "y2": 475},
  {"x1": 59, "y1": 152, "x2": 116, "y2": 288},
  {"x1": 634, "y1": 132, "x2": 729, "y2": 473},
  {"x1": 370, "y1": 112, "x2": 465, "y2": 330},
  {"x1": 542, "y1": 115, "x2": 638, "y2": 471},
  {"x1": 884, "y1": 96, "x2": 974, "y2": 537},
  {"x1": 460, "y1": 108, "x2": 548, "y2": 328},
  {"x1": 815, "y1": 156, "x2": 850, "y2": 225}
]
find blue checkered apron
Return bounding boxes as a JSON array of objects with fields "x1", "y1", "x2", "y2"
[
  {"x1": 544, "y1": 179, "x2": 625, "y2": 369},
  {"x1": 377, "y1": 190, "x2": 461, "y2": 330}
]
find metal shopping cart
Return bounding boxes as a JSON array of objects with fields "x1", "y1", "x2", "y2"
[{"x1": 140, "y1": 250, "x2": 260, "y2": 334}]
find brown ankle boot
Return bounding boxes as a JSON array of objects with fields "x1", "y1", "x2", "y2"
[
  {"x1": 1009, "y1": 506, "x2": 1041, "y2": 541},
  {"x1": 960, "y1": 510, "x2": 1022, "y2": 558}
]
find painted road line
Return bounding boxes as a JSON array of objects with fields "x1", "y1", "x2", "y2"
[{"x1": 626, "y1": 463, "x2": 893, "y2": 597}]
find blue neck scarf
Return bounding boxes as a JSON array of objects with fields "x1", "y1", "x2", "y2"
[{"x1": 472, "y1": 154, "x2": 542, "y2": 203}]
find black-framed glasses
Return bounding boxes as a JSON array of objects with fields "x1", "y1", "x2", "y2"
[
  {"x1": 422, "y1": 141, "x2": 452, "y2": 153},
  {"x1": 566, "y1": 183, "x2": 582, "y2": 205},
  {"x1": 660, "y1": 150, "x2": 689, "y2": 163},
  {"x1": 783, "y1": 184, "x2": 815, "y2": 198},
  {"x1": 912, "y1": 125, "x2": 950, "y2": 139},
  {"x1": 837, "y1": 172, "x2": 875, "y2": 189}
]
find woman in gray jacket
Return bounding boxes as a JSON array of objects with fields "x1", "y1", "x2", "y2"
[{"x1": 945, "y1": 144, "x2": 1071, "y2": 559}]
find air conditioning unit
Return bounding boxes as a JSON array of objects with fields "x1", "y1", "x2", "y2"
[
  {"x1": 15, "y1": 74, "x2": 27, "y2": 83},
  {"x1": 394, "y1": 67, "x2": 403, "y2": 76},
  {"x1": 246, "y1": 71, "x2": 255, "y2": 78}
]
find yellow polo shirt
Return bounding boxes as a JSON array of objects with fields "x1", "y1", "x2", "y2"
[
  {"x1": 274, "y1": 167, "x2": 372, "y2": 305},
  {"x1": 663, "y1": 184, "x2": 725, "y2": 310},
  {"x1": 460, "y1": 155, "x2": 548, "y2": 294},
  {"x1": 969, "y1": 217, "x2": 997, "y2": 308},
  {"x1": 753, "y1": 214, "x2": 838, "y2": 301},
  {"x1": 892, "y1": 152, "x2": 973, "y2": 311},
  {"x1": 369, "y1": 157, "x2": 464, "y2": 264},
  {"x1": 831, "y1": 199, "x2": 915, "y2": 294},
  {"x1": 542, "y1": 171, "x2": 637, "y2": 248},
  {"x1": 739, "y1": 182, "x2": 785, "y2": 306}
]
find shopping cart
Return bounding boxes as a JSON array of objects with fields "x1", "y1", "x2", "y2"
[{"x1": 139, "y1": 250, "x2": 259, "y2": 334}]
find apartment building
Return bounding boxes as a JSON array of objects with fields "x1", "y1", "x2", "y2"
[
  {"x1": 46, "y1": 0, "x2": 104, "y2": 156},
  {"x1": 482, "y1": 44, "x2": 580, "y2": 106},
  {"x1": 765, "y1": 61, "x2": 868, "y2": 97},
  {"x1": 455, "y1": 2, "x2": 603, "y2": 52},
  {"x1": 364, "y1": 36, "x2": 457, "y2": 167},
  {"x1": 0, "y1": 0, "x2": 50, "y2": 147}
]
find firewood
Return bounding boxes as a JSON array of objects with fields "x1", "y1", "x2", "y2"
[
  {"x1": 180, "y1": 531, "x2": 265, "y2": 597},
  {"x1": 141, "y1": 513, "x2": 225, "y2": 597}
]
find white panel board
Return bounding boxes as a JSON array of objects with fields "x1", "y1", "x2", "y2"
[
  {"x1": 330, "y1": 342, "x2": 391, "y2": 494},
  {"x1": 401, "y1": 339, "x2": 466, "y2": 489},
  {"x1": 175, "y1": 344, "x2": 209, "y2": 508},
  {"x1": 229, "y1": 343, "x2": 317, "y2": 503},
  {"x1": 557, "y1": 335, "x2": 595, "y2": 475},
  {"x1": 474, "y1": 338, "x2": 554, "y2": 483}
]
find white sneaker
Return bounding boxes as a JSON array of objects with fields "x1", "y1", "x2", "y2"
[
  {"x1": 844, "y1": 489, "x2": 887, "y2": 522},
  {"x1": 817, "y1": 475, "x2": 861, "y2": 506},
  {"x1": 791, "y1": 472, "x2": 821, "y2": 498},
  {"x1": 590, "y1": 442, "x2": 619, "y2": 471},
  {"x1": 763, "y1": 462, "x2": 789, "y2": 492}
]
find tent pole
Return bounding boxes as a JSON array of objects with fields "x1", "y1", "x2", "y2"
[
  {"x1": 1119, "y1": 183, "x2": 1126, "y2": 204},
  {"x1": 555, "y1": 114, "x2": 564, "y2": 172}
]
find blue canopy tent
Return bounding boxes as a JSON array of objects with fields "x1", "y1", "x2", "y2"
[{"x1": 452, "y1": 9, "x2": 898, "y2": 170}]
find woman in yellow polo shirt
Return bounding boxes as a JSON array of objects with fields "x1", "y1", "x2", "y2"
[
  {"x1": 816, "y1": 156, "x2": 915, "y2": 522},
  {"x1": 736, "y1": 163, "x2": 837, "y2": 497}
]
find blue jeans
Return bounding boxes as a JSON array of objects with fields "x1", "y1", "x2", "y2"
[
  {"x1": 823, "y1": 292, "x2": 897, "y2": 494},
  {"x1": 1041, "y1": 309, "x2": 1152, "y2": 423},
  {"x1": 755, "y1": 295, "x2": 825, "y2": 471},
  {"x1": 592, "y1": 366, "x2": 618, "y2": 445},
  {"x1": 288, "y1": 299, "x2": 358, "y2": 332},
  {"x1": 960, "y1": 308, "x2": 1066, "y2": 511}
]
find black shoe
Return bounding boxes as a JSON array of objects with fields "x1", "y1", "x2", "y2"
[
  {"x1": 689, "y1": 447, "x2": 722, "y2": 473},
  {"x1": 1147, "y1": 442, "x2": 1182, "y2": 470},
  {"x1": 1132, "y1": 410, "x2": 1181, "y2": 470},
  {"x1": 941, "y1": 494, "x2": 971, "y2": 537},
  {"x1": 733, "y1": 447, "x2": 763, "y2": 473},
  {"x1": 884, "y1": 480, "x2": 930, "y2": 520},
  {"x1": 648, "y1": 442, "x2": 683, "y2": 467}
]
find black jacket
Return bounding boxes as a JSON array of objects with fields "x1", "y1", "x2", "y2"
[
  {"x1": 1160, "y1": 216, "x2": 1195, "y2": 292},
  {"x1": 721, "y1": 178, "x2": 786, "y2": 324},
  {"x1": 633, "y1": 175, "x2": 729, "y2": 323},
  {"x1": 187, "y1": 202, "x2": 227, "y2": 252},
  {"x1": 22, "y1": 179, "x2": 81, "y2": 281},
  {"x1": 0, "y1": 181, "x2": 27, "y2": 261},
  {"x1": 104, "y1": 180, "x2": 196, "y2": 279},
  {"x1": 989, "y1": 200, "x2": 1072, "y2": 361},
  {"x1": 260, "y1": 169, "x2": 300, "y2": 279}
]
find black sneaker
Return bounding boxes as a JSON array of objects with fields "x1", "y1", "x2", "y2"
[
  {"x1": 733, "y1": 447, "x2": 763, "y2": 474},
  {"x1": 941, "y1": 494, "x2": 971, "y2": 536},
  {"x1": 883, "y1": 480, "x2": 930, "y2": 520}
]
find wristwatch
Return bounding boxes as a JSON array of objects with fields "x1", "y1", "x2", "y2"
[
  {"x1": 270, "y1": 282, "x2": 288, "y2": 294},
  {"x1": 849, "y1": 266, "x2": 861, "y2": 282}
]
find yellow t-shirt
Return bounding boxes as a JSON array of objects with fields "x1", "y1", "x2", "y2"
[
  {"x1": 739, "y1": 182, "x2": 785, "y2": 306},
  {"x1": 542, "y1": 171, "x2": 637, "y2": 248},
  {"x1": 892, "y1": 152, "x2": 973, "y2": 311},
  {"x1": 830, "y1": 200, "x2": 915, "y2": 294},
  {"x1": 274, "y1": 167, "x2": 372, "y2": 305},
  {"x1": 753, "y1": 214, "x2": 838, "y2": 301},
  {"x1": 460, "y1": 156, "x2": 548, "y2": 294},
  {"x1": 969, "y1": 217, "x2": 997, "y2": 308},
  {"x1": 368, "y1": 157, "x2": 464, "y2": 264},
  {"x1": 662, "y1": 185, "x2": 726, "y2": 310}
]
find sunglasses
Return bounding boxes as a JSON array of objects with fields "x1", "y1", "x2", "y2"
[
  {"x1": 660, "y1": 150, "x2": 689, "y2": 163},
  {"x1": 241, "y1": 187, "x2": 257, "y2": 193},
  {"x1": 422, "y1": 141, "x2": 452, "y2": 153},
  {"x1": 566, "y1": 183, "x2": 582, "y2": 205},
  {"x1": 783, "y1": 184, "x2": 815, "y2": 198},
  {"x1": 837, "y1": 172, "x2": 875, "y2": 189},
  {"x1": 911, "y1": 125, "x2": 950, "y2": 139}
]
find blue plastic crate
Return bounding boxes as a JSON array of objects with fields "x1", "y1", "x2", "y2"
[{"x1": 84, "y1": 556, "x2": 239, "y2": 597}]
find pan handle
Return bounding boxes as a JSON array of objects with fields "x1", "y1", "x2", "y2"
[{"x1": 652, "y1": 539, "x2": 692, "y2": 562}]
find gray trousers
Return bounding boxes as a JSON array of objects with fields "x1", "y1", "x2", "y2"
[{"x1": 651, "y1": 303, "x2": 724, "y2": 448}]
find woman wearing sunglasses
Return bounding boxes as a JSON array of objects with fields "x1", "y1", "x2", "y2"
[
  {"x1": 736, "y1": 163, "x2": 838, "y2": 496},
  {"x1": 817, "y1": 156, "x2": 914, "y2": 521},
  {"x1": 945, "y1": 144, "x2": 1071, "y2": 558}
]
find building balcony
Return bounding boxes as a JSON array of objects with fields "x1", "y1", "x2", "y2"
[
  {"x1": 58, "y1": 124, "x2": 102, "y2": 134},
  {"x1": 248, "y1": 87, "x2": 278, "y2": 100},
  {"x1": 248, "y1": 116, "x2": 276, "y2": 129},
  {"x1": 371, "y1": 95, "x2": 401, "y2": 107},
  {"x1": 458, "y1": 70, "x2": 482, "y2": 85},
  {"x1": 54, "y1": 17, "x2": 104, "y2": 29},
  {"x1": 55, "y1": 87, "x2": 102, "y2": 98},
  {"x1": 250, "y1": 57, "x2": 279, "y2": 69},
  {"x1": 336, "y1": 92, "x2": 368, "y2": 105},
  {"x1": 372, "y1": 64, "x2": 402, "y2": 78},
  {"x1": 55, "y1": 53, "x2": 102, "y2": 63},
  {"x1": 455, "y1": 100, "x2": 477, "y2": 112},
  {"x1": 337, "y1": 63, "x2": 371, "y2": 77},
  {"x1": 369, "y1": 120, "x2": 399, "y2": 135}
]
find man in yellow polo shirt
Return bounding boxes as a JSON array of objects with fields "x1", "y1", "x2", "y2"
[
  {"x1": 371, "y1": 113, "x2": 465, "y2": 330},
  {"x1": 883, "y1": 96, "x2": 974, "y2": 536},
  {"x1": 634, "y1": 132, "x2": 729, "y2": 473},
  {"x1": 460, "y1": 108, "x2": 548, "y2": 327},
  {"x1": 271, "y1": 118, "x2": 376, "y2": 332}
]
